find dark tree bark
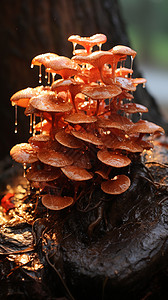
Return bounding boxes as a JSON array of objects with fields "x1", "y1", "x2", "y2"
[{"x1": 0, "y1": 0, "x2": 167, "y2": 159}]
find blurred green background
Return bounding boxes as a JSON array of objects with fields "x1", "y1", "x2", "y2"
[{"x1": 120, "y1": 0, "x2": 168, "y2": 119}]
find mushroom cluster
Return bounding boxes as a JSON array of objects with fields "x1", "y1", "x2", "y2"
[{"x1": 10, "y1": 34, "x2": 164, "y2": 211}]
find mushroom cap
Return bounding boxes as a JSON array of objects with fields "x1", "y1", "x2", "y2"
[
  {"x1": 119, "y1": 103, "x2": 148, "y2": 114},
  {"x1": 31, "y1": 53, "x2": 58, "y2": 66},
  {"x1": 65, "y1": 112, "x2": 97, "y2": 124},
  {"x1": 72, "y1": 50, "x2": 114, "y2": 68},
  {"x1": 101, "y1": 174, "x2": 131, "y2": 194},
  {"x1": 28, "y1": 134, "x2": 50, "y2": 148},
  {"x1": 132, "y1": 78, "x2": 147, "y2": 86},
  {"x1": 61, "y1": 165, "x2": 93, "y2": 181},
  {"x1": 55, "y1": 130, "x2": 83, "y2": 148},
  {"x1": 81, "y1": 84, "x2": 122, "y2": 100},
  {"x1": 10, "y1": 143, "x2": 38, "y2": 164},
  {"x1": 128, "y1": 120, "x2": 165, "y2": 135},
  {"x1": 35, "y1": 119, "x2": 51, "y2": 133},
  {"x1": 30, "y1": 91, "x2": 73, "y2": 113},
  {"x1": 37, "y1": 148, "x2": 73, "y2": 167},
  {"x1": 115, "y1": 67, "x2": 133, "y2": 77},
  {"x1": 42, "y1": 194, "x2": 73, "y2": 210},
  {"x1": 26, "y1": 167, "x2": 61, "y2": 182},
  {"x1": 10, "y1": 86, "x2": 44, "y2": 108},
  {"x1": 97, "y1": 149, "x2": 131, "y2": 167},
  {"x1": 68, "y1": 34, "x2": 107, "y2": 48},
  {"x1": 95, "y1": 169, "x2": 109, "y2": 180},
  {"x1": 102, "y1": 135, "x2": 143, "y2": 153},
  {"x1": 97, "y1": 113, "x2": 133, "y2": 132},
  {"x1": 112, "y1": 45, "x2": 137, "y2": 58},
  {"x1": 44, "y1": 56, "x2": 80, "y2": 78},
  {"x1": 116, "y1": 77, "x2": 136, "y2": 91},
  {"x1": 72, "y1": 130, "x2": 103, "y2": 146}
]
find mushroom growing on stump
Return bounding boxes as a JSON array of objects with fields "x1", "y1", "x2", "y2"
[{"x1": 9, "y1": 33, "x2": 164, "y2": 226}]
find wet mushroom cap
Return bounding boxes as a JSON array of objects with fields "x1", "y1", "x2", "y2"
[
  {"x1": 68, "y1": 34, "x2": 107, "y2": 48},
  {"x1": 26, "y1": 167, "x2": 61, "y2": 182},
  {"x1": 37, "y1": 148, "x2": 73, "y2": 167},
  {"x1": 61, "y1": 165, "x2": 93, "y2": 181},
  {"x1": 10, "y1": 86, "x2": 44, "y2": 108},
  {"x1": 101, "y1": 174, "x2": 131, "y2": 194},
  {"x1": 72, "y1": 50, "x2": 115, "y2": 68},
  {"x1": 55, "y1": 130, "x2": 83, "y2": 148},
  {"x1": 72, "y1": 131, "x2": 103, "y2": 145},
  {"x1": 44, "y1": 56, "x2": 80, "y2": 78},
  {"x1": 119, "y1": 103, "x2": 148, "y2": 114},
  {"x1": 112, "y1": 45, "x2": 137, "y2": 58},
  {"x1": 10, "y1": 143, "x2": 38, "y2": 164},
  {"x1": 81, "y1": 84, "x2": 122, "y2": 100},
  {"x1": 97, "y1": 113, "x2": 133, "y2": 132},
  {"x1": 28, "y1": 134, "x2": 50, "y2": 148},
  {"x1": 128, "y1": 120, "x2": 165, "y2": 135},
  {"x1": 116, "y1": 77, "x2": 136, "y2": 91},
  {"x1": 42, "y1": 194, "x2": 73, "y2": 210},
  {"x1": 30, "y1": 92, "x2": 73, "y2": 113},
  {"x1": 31, "y1": 53, "x2": 58, "y2": 66},
  {"x1": 97, "y1": 149, "x2": 131, "y2": 167},
  {"x1": 65, "y1": 113, "x2": 97, "y2": 124}
]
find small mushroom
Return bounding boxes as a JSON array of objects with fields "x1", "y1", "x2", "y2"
[
  {"x1": 116, "y1": 77, "x2": 136, "y2": 91},
  {"x1": 112, "y1": 45, "x2": 137, "y2": 59},
  {"x1": 42, "y1": 194, "x2": 73, "y2": 210},
  {"x1": 97, "y1": 113, "x2": 133, "y2": 132},
  {"x1": 26, "y1": 167, "x2": 61, "y2": 182},
  {"x1": 72, "y1": 130, "x2": 103, "y2": 146},
  {"x1": 81, "y1": 84, "x2": 122, "y2": 100},
  {"x1": 97, "y1": 149, "x2": 131, "y2": 167},
  {"x1": 68, "y1": 34, "x2": 107, "y2": 54},
  {"x1": 55, "y1": 130, "x2": 83, "y2": 148},
  {"x1": 10, "y1": 86, "x2": 44, "y2": 108},
  {"x1": 30, "y1": 91, "x2": 73, "y2": 113},
  {"x1": 103, "y1": 135, "x2": 143, "y2": 153},
  {"x1": 10, "y1": 143, "x2": 38, "y2": 164},
  {"x1": 61, "y1": 165, "x2": 93, "y2": 181},
  {"x1": 31, "y1": 53, "x2": 58, "y2": 66},
  {"x1": 37, "y1": 148, "x2": 73, "y2": 167},
  {"x1": 28, "y1": 134, "x2": 50, "y2": 149},
  {"x1": 119, "y1": 103, "x2": 148, "y2": 114},
  {"x1": 101, "y1": 174, "x2": 131, "y2": 194},
  {"x1": 115, "y1": 67, "x2": 133, "y2": 77},
  {"x1": 44, "y1": 56, "x2": 81, "y2": 79},
  {"x1": 128, "y1": 120, "x2": 165, "y2": 135},
  {"x1": 65, "y1": 112, "x2": 97, "y2": 124}
]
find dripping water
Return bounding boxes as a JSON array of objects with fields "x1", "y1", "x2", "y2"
[
  {"x1": 130, "y1": 56, "x2": 134, "y2": 75},
  {"x1": 23, "y1": 163, "x2": 27, "y2": 177},
  {"x1": 139, "y1": 112, "x2": 142, "y2": 120},
  {"x1": 29, "y1": 114, "x2": 33, "y2": 134},
  {"x1": 15, "y1": 105, "x2": 18, "y2": 133},
  {"x1": 33, "y1": 114, "x2": 36, "y2": 136},
  {"x1": 40, "y1": 114, "x2": 43, "y2": 133},
  {"x1": 73, "y1": 42, "x2": 77, "y2": 53},
  {"x1": 39, "y1": 65, "x2": 42, "y2": 83},
  {"x1": 47, "y1": 72, "x2": 51, "y2": 85},
  {"x1": 98, "y1": 43, "x2": 102, "y2": 51},
  {"x1": 143, "y1": 82, "x2": 146, "y2": 88},
  {"x1": 31, "y1": 64, "x2": 34, "y2": 69}
]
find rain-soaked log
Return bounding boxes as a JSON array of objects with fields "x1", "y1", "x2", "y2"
[{"x1": 0, "y1": 0, "x2": 167, "y2": 159}]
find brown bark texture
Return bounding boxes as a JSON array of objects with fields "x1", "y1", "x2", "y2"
[{"x1": 0, "y1": 0, "x2": 167, "y2": 159}]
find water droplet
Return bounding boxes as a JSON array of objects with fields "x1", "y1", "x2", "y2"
[
  {"x1": 33, "y1": 114, "x2": 36, "y2": 136},
  {"x1": 15, "y1": 105, "x2": 18, "y2": 133},
  {"x1": 139, "y1": 112, "x2": 142, "y2": 120},
  {"x1": 29, "y1": 114, "x2": 33, "y2": 134},
  {"x1": 130, "y1": 56, "x2": 134, "y2": 70},
  {"x1": 143, "y1": 82, "x2": 146, "y2": 88},
  {"x1": 98, "y1": 43, "x2": 102, "y2": 51},
  {"x1": 47, "y1": 72, "x2": 50, "y2": 85},
  {"x1": 39, "y1": 65, "x2": 42, "y2": 83},
  {"x1": 31, "y1": 64, "x2": 34, "y2": 69},
  {"x1": 73, "y1": 42, "x2": 77, "y2": 53}
]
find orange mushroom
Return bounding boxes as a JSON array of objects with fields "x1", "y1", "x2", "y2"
[
  {"x1": 26, "y1": 167, "x2": 61, "y2": 182},
  {"x1": 101, "y1": 174, "x2": 131, "y2": 194},
  {"x1": 10, "y1": 86, "x2": 44, "y2": 108},
  {"x1": 37, "y1": 148, "x2": 73, "y2": 167},
  {"x1": 61, "y1": 165, "x2": 93, "y2": 181},
  {"x1": 97, "y1": 149, "x2": 131, "y2": 167},
  {"x1": 128, "y1": 120, "x2": 165, "y2": 135},
  {"x1": 119, "y1": 103, "x2": 148, "y2": 114},
  {"x1": 28, "y1": 134, "x2": 50, "y2": 149},
  {"x1": 64, "y1": 112, "x2": 97, "y2": 124},
  {"x1": 10, "y1": 143, "x2": 38, "y2": 164},
  {"x1": 68, "y1": 33, "x2": 107, "y2": 54},
  {"x1": 42, "y1": 194, "x2": 73, "y2": 210},
  {"x1": 72, "y1": 130, "x2": 103, "y2": 146},
  {"x1": 55, "y1": 130, "x2": 83, "y2": 148}
]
